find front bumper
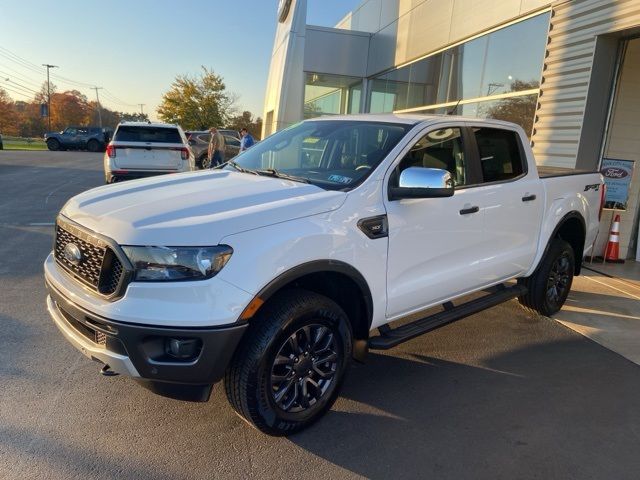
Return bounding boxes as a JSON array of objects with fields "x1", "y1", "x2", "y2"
[{"x1": 46, "y1": 280, "x2": 248, "y2": 386}]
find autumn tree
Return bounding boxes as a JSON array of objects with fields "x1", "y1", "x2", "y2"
[
  {"x1": 50, "y1": 90, "x2": 90, "y2": 131},
  {"x1": 483, "y1": 80, "x2": 539, "y2": 136},
  {"x1": 0, "y1": 88, "x2": 20, "y2": 135},
  {"x1": 157, "y1": 67, "x2": 236, "y2": 130},
  {"x1": 227, "y1": 111, "x2": 263, "y2": 139}
]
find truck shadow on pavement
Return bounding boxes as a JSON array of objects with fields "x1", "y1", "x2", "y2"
[{"x1": 289, "y1": 334, "x2": 640, "y2": 480}]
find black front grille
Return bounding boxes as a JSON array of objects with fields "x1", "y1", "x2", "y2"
[{"x1": 54, "y1": 220, "x2": 127, "y2": 297}]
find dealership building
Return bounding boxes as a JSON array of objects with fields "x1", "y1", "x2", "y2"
[{"x1": 263, "y1": 0, "x2": 640, "y2": 260}]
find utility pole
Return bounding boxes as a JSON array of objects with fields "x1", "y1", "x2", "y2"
[
  {"x1": 138, "y1": 104, "x2": 145, "y2": 116},
  {"x1": 92, "y1": 86, "x2": 104, "y2": 128},
  {"x1": 42, "y1": 64, "x2": 58, "y2": 131}
]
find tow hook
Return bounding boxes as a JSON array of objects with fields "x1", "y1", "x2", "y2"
[{"x1": 100, "y1": 364, "x2": 119, "y2": 377}]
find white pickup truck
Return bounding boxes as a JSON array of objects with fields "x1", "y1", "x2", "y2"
[{"x1": 44, "y1": 114, "x2": 604, "y2": 436}]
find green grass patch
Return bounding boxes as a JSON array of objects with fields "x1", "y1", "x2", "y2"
[{"x1": 1, "y1": 137, "x2": 47, "y2": 151}]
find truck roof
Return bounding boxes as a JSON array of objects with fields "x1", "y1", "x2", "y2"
[{"x1": 309, "y1": 113, "x2": 525, "y2": 130}]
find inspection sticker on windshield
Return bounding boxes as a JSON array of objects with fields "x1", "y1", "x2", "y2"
[{"x1": 328, "y1": 174, "x2": 353, "y2": 184}]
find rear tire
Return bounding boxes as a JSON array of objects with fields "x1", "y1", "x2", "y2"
[
  {"x1": 47, "y1": 139, "x2": 60, "y2": 151},
  {"x1": 224, "y1": 289, "x2": 352, "y2": 436},
  {"x1": 518, "y1": 238, "x2": 575, "y2": 316},
  {"x1": 87, "y1": 139, "x2": 100, "y2": 152}
]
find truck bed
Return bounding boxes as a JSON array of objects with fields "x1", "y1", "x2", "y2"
[{"x1": 538, "y1": 166, "x2": 599, "y2": 178}]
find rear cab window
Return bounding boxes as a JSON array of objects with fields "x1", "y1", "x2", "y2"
[
  {"x1": 114, "y1": 126, "x2": 183, "y2": 144},
  {"x1": 473, "y1": 127, "x2": 525, "y2": 183}
]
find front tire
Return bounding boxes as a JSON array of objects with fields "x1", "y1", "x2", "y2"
[
  {"x1": 518, "y1": 238, "x2": 575, "y2": 316},
  {"x1": 46, "y1": 139, "x2": 60, "y2": 151},
  {"x1": 225, "y1": 289, "x2": 352, "y2": 436}
]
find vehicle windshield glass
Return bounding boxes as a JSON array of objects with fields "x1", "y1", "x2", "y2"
[
  {"x1": 225, "y1": 120, "x2": 411, "y2": 190},
  {"x1": 115, "y1": 126, "x2": 182, "y2": 143}
]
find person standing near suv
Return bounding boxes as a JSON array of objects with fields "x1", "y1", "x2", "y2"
[
  {"x1": 208, "y1": 127, "x2": 226, "y2": 168},
  {"x1": 240, "y1": 128, "x2": 255, "y2": 152}
]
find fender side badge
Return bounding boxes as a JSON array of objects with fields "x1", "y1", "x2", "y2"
[{"x1": 357, "y1": 215, "x2": 389, "y2": 239}]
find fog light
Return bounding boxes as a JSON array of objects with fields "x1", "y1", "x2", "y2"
[{"x1": 166, "y1": 338, "x2": 202, "y2": 360}]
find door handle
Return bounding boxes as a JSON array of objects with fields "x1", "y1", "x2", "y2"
[
  {"x1": 459, "y1": 206, "x2": 479, "y2": 215},
  {"x1": 522, "y1": 194, "x2": 537, "y2": 202}
]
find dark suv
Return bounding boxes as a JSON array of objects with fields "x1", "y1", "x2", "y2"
[
  {"x1": 186, "y1": 129, "x2": 240, "y2": 169},
  {"x1": 45, "y1": 126, "x2": 112, "y2": 152}
]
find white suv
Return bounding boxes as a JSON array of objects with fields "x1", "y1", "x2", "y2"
[{"x1": 104, "y1": 122, "x2": 194, "y2": 183}]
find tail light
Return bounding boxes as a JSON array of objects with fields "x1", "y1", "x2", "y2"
[
  {"x1": 180, "y1": 147, "x2": 189, "y2": 161},
  {"x1": 106, "y1": 144, "x2": 116, "y2": 158},
  {"x1": 598, "y1": 183, "x2": 607, "y2": 221}
]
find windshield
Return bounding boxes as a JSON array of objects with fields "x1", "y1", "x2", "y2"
[{"x1": 225, "y1": 120, "x2": 412, "y2": 190}]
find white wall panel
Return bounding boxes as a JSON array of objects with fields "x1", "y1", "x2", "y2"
[
  {"x1": 304, "y1": 27, "x2": 370, "y2": 78},
  {"x1": 532, "y1": 0, "x2": 640, "y2": 168}
]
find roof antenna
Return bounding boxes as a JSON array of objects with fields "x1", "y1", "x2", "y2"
[{"x1": 447, "y1": 99, "x2": 462, "y2": 116}]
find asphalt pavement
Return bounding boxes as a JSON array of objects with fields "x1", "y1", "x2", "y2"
[{"x1": 1, "y1": 151, "x2": 639, "y2": 480}]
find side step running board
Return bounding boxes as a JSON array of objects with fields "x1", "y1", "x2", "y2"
[{"x1": 369, "y1": 284, "x2": 527, "y2": 350}]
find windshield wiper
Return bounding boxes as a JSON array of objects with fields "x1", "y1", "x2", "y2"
[
  {"x1": 256, "y1": 168, "x2": 310, "y2": 184},
  {"x1": 224, "y1": 160, "x2": 259, "y2": 175}
]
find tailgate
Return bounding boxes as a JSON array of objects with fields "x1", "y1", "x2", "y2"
[{"x1": 113, "y1": 143, "x2": 183, "y2": 170}]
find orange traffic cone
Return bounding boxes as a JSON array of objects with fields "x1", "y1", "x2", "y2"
[{"x1": 604, "y1": 214, "x2": 624, "y2": 263}]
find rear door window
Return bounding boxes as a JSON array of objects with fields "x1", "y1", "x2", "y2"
[
  {"x1": 473, "y1": 128, "x2": 525, "y2": 183},
  {"x1": 115, "y1": 126, "x2": 182, "y2": 143}
]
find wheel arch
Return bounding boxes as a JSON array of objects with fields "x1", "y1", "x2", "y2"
[
  {"x1": 540, "y1": 211, "x2": 586, "y2": 275},
  {"x1": 240, "y1": 260, "x2": 374, "y2": 361}
]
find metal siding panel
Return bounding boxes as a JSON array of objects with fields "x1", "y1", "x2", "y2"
[{"x1": 532, "y1": 0, "x2": 640, "y2": 168}]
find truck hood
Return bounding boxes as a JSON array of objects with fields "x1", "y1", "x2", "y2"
[{"x1": 61, "y1": 170, "x2": 346, "y2": 245}]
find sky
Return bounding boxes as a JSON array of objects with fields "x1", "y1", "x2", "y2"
[{"x1": 0, "y1": 0, "x2": 362, "y2": 120}]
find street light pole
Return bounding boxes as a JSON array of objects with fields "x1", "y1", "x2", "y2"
[
  {"x1": 138, "y1": 104, "x2": 145, "y2": 116},
  {"x1": 92, "y1": 86, "x2": 104, "y2": 128},
  {"x1": 42, "y1": 64, "x2": 58, "y2": 131}
]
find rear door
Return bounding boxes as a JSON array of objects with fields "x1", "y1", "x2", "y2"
[
  {"x1": 468, "y1": 125, "x2": 543, "y2": 280},
  {"x1": 62, "y1": 127, "x2": 79, "y2": 147},
  {"x1": 112, "y1": 126, "x2": 183, "y2": 170}
]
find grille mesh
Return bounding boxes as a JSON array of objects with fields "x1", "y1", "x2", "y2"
[
  {"x1": 54, "y1": 222, "x2": 126, "y2": 296},
  {"x1": 55, "y1": 225, "x2": 105, "y2": 288}
]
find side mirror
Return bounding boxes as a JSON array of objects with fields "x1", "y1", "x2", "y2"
[{"x1": 389, "y1": 167, "x2": 454, "y2": 200}]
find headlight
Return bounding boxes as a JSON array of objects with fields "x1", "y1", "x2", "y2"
[{"x1": 122, "y1": 245, "x2": 233, "y2": 282}]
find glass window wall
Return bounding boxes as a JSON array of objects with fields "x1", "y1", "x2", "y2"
[
  {"x1": 365, "y1": 11, "x2": 550, "y2": 134},
  {"x1": 304, "y1": 73, "x2": 363, "y2": 119}
]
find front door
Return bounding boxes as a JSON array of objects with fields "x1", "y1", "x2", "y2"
[{"x1": 384, "y1": 126, "x2": 487, "y2": 318}]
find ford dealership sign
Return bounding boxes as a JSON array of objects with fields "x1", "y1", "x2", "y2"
[{"x1": 600, "y1": 158, "x2": 634, "y2": 209}]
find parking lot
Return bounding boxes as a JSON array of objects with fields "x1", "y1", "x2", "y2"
[{"x1": 1, "y1": 150, "x2": 639, "y2": 480}]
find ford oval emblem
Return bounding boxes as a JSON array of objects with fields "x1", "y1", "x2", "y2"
[
  {"x1": 64, "y1": 243, "x2": 83, "y2": 265},
  {"x1": 601, "y1": 167, "x2": 628, "y2": 179}
]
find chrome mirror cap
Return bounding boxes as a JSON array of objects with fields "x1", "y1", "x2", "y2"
[
  {"x1": 390, "y1": 167, "x2": 455, "y2": 200},
  {"x1": 399, "y1": 167, "x2": 454, "y2": 189}
]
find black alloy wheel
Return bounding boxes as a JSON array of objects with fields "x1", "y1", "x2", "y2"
[
  {"x1": 546, "y1": 251, "x2": 572, "y2": 305},
  {"x1": 270, "y1": 324, "x2": 339, "y2": 413}
]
